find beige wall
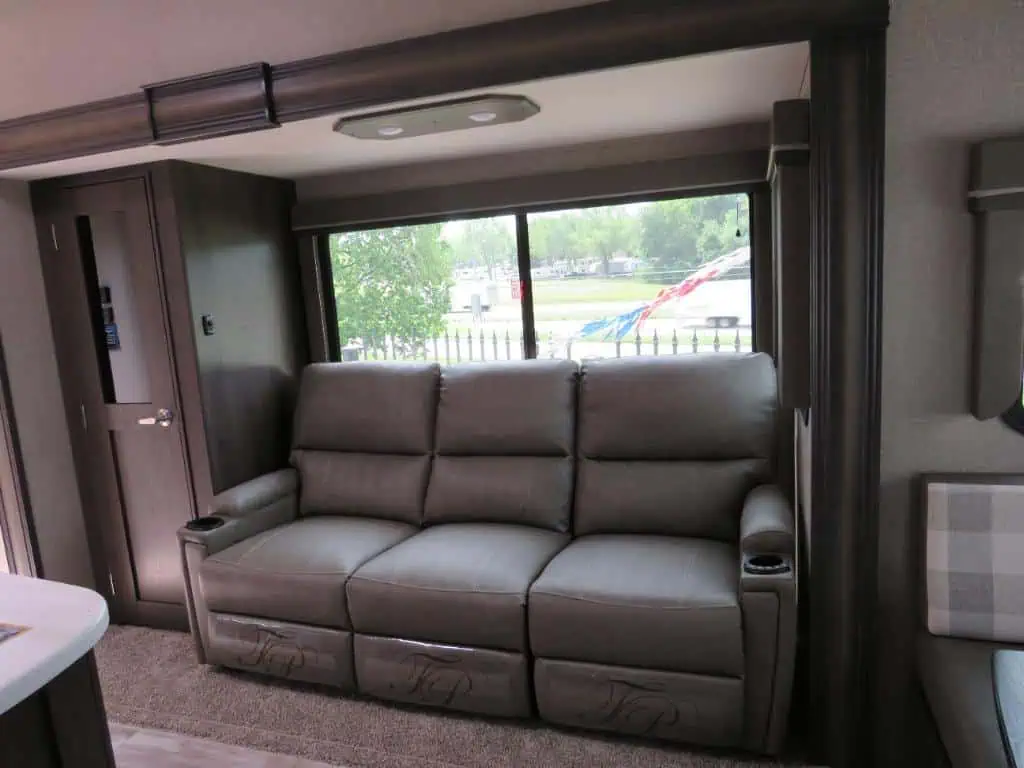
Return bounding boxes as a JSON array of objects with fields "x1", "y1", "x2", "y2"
[
  {"x1": 0, "y1": 0, "x2": 601, "y2": 121},
  {"x1": 877, "y1": 0, "x2": 1024, "y2": 762},
  {"x1": 0, "y1": 181, "x2": 93, "y2": 587}
]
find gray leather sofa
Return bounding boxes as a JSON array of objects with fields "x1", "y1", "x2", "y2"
[{"x1": 178, "y1": 354, "x2": 796, "y2": 754}]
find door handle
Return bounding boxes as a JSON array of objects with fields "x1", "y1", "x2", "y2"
[{"x1": 138, "y1": 408, "x2": 174, "y2": 428}]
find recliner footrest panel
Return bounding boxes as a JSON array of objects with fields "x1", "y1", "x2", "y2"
[
  {"x1": 354, "y1": 634, "x2": 531, "y2": 717},
  {"x1": 534, "y1": 657, "x2": 743, "y2": 747},
  {"x1": 206, "y1": 612, "x2": 354, "y2": 690}
]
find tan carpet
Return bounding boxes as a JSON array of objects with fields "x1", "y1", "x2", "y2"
[{"x1": 95, "y1": 626, "x2": 812, "y2": 768}]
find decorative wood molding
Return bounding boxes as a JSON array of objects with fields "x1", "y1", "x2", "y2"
[
  {"x1": 0, "y1": 94, "x2": 151, "y2": 171},
  {"x1": 270, "y1": 0, "x2": 883, "y2": 123},
  {"x1": 144, "y1": 63, "x2": 277, "y2": 145},
  {"x1": 807, "y1": 32, "x2": 886, "y2": 768},
  {"x1": 0, "y1": 0, "x2": 888, "y2": 172}
]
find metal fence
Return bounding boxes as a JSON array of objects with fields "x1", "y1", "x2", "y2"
[{"x1": 344, "y1": 326, "x2": 751, "y2": 363}]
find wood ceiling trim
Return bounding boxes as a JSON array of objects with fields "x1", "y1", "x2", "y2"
[
  {"x1": 0, "y1": 0, "x2": 888, "y2": 173},
  {"x1": 0, "y1": 94, "x2": 152, "y2": 170}
]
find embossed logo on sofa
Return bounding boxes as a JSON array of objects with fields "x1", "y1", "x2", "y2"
[
  {"x1": 235, "y1": 627, "x2": 311, "y2": 678},
  {"x1": 582, "y1": 679, "x2": 694, "y2": 736},
  {"x1": 392, "y1": 652, "x2": 474, "y2": 707}
]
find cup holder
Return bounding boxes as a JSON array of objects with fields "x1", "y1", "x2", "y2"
[
  {"x1": 744, "y1": 554, "x2": 791, "y2": 576},
  {"x1": 185, "y1": 516, "x2": 225, "y2": 532}
]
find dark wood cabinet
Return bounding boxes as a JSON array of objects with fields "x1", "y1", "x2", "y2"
[
  {"x1": 31, "y1": 162, "x2": 308, "y2": 628},
  {"x1": 0, "y1": 653, "x2": 115, "y2": 768}
]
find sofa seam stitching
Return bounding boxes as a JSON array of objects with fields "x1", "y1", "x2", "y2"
[
  {"x1": 206, "y1": 560, "x2": 352, "y2": 577},
  {"x1": 349, "y1": 576, "x2": 523, "y2": 596},
  {"x1": 229, "y1": 525, "x2": 293, "y2": 564},
  {"x1": 532, "y1": 592, "x2": 739, "y2": 610}
]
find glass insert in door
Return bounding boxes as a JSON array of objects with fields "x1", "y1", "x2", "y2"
[{"x1": 76, "y1": 213, "x2": 152, "y2": 404}]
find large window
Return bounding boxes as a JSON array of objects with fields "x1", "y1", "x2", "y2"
[{"x1": 325, "y1": 192, "x2": 752, "y2": 364}]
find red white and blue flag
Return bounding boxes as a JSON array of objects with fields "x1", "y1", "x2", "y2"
[{"x1": 576, "y1": 247, "x2": 750, "y2": 341}]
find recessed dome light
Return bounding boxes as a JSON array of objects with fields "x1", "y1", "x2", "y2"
[{"x1": 335, "y1": 96, "x2": 539, "y2": 140}]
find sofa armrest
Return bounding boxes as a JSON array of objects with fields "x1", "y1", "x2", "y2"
[
  {"x1": 737, "y1": 485, "x2": 797, "y2": 755},
  {"x1": 210, "y1": 467, "x2": 298, "y2": 517},
  {"x1": 740, "y1": 484, "x2": 794, "y2": 558},
  {"x1": 177, "y1": 469, "x2": 298, "y2": 665},
  {"x1": 178, "y1": 468, "x2": 299, "y2": 556}
]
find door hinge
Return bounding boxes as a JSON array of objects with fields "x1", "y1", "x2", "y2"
[
  {"x1": 50, "y1": 223, "x2": 59, "y2": 251},
  {"x1": 80, "y1": 403, "x2": 88, "y2": 431},
  {"x1": 107, "y1": 572, "x2": 116, "y2": 597}
]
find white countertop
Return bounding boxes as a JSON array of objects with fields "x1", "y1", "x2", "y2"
[{"x1": 0, "y1": 573, "x2": 108, "y2": 715}]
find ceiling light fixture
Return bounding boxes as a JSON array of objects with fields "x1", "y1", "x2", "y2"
[{"x1": 334, "y1": 95, "x2": 539, "y2": 141}]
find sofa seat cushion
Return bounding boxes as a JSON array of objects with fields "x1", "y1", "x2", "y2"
[
  {"x1": 918, "y1": 632, "x2": 1022, "y2": 768},
  {"x1": 200, "y1": 516, "x2": 417, "y2": 630},
  {"x1": 529, "y1": 535, "x2": 743, "y2": 676},
  {"x1": 347, "y1": 523, "x2": 568, "y2": 652}
]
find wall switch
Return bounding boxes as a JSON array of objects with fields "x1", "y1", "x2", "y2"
[{"x1": 201, "y1": 314, "x2": 216, "y2": 336}]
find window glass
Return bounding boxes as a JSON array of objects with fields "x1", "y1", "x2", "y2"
[
  {"x1": 528, "y1": 194, "x2": 751, "y2": 361},
  {"x1": 325, "y1": 192, "x2": 752, "y2": 364},
  {"x1": 329, "y1": 215, "x2": 524, "y2": 362},
  {"x1": 79, "y1": 212, "x2": 152, "y2": 403}
]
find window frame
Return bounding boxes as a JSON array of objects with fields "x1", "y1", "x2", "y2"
[{"x1": 317, "y1": 182, "x2": 764, "y2": 363}]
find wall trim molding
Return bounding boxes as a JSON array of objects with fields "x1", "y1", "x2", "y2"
[
  {"x1": 0, "y1": 94, "x2": 152, "y2": 171},
  {"x1": 807, "y1": 32, "x2": 886, "y2": 768},
  {"x1": 0, "y1": 0, "x2": 888, "y2": 173}
]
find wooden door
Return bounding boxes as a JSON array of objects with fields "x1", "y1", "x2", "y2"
[{"x1": 38, "y1": 178, "x2": 194, "y2": 626}]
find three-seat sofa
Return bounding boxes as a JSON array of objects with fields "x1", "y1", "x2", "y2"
[{"x1": 178, "y1": 354, "x2": 795, "y2": 753}]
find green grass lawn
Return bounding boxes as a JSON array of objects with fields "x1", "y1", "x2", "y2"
[{"x1": 531, "y1": 277, "x2": 662, "y2": 304}]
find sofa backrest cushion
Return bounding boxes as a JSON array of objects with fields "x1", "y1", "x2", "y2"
[
  {"x1": 424, "y1": 360, "x2": 577, "y2": 531},
  {"x1": 290, "y1": 362, "x2": 439, "y2": 524},
  {"x1": 575, "y1": 354, "x2": 777, "y2": 540}
]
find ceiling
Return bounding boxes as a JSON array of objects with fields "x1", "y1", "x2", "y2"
[
  {"x1": 2, "y1": 43, "x2": 808, "y2": 182},
  {"x1": 0, "y1": 0, "x2": 602, "y2": 121}
]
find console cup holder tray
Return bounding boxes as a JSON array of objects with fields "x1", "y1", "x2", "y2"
[
  {"x1": 743, "y1": 554, "x2": 792, "y2": 576},
  {"x1": 185, "y1": 516, "x2": 225, "y2": 532}
]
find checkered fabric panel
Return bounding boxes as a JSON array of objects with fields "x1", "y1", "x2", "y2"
[{"x1": 926, "y1": 481, "x2": 1024, "y2": 642}]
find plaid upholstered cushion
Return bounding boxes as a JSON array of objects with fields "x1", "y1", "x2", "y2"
[{"x1": 926, "y1": 480, "x2": 1024, "y2": 642}]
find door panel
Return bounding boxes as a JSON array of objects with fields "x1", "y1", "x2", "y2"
[
  {"x1": 39, "y1": 178, "x2": 195, "y2": 619},
  {"x1": 109, "y1": 427, "x2": 189, "y2": 603}
]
